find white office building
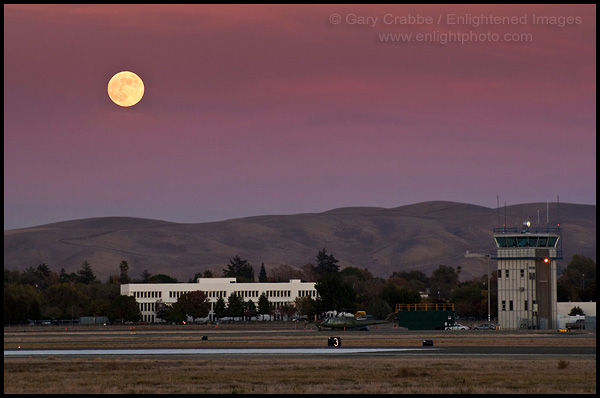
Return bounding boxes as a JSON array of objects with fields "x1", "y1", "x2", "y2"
[{"x1": 120, "y1": 278, "x2": 318, "y2": 323}]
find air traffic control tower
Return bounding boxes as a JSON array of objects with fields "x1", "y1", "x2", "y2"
[{"x1": 493, "y1": 221, "x2": 561, "y2": 330}]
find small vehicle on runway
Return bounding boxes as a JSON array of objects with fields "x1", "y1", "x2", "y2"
[
  {"x1": 445, "y1": 323, "x2": 470, "y2": 330},
  {"x1": 474, "y1": 323, "x2": 498, "y2": 330}
]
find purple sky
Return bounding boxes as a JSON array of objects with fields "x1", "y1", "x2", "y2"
[{"x1": 4, "y1": 5, "x2": 596, "y2": 230}]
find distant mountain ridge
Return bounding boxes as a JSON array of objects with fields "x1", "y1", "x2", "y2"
[{"x1": 4, "y1": 201, "x2": 596, "y2": 282}]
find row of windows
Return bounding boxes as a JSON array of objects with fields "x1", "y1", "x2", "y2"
[
  {"x1": 134, "y1": 289, "x2": 317, "y2": 301},
  {"x1": 139, "y1": 302, "x2": 156, "y2": 312},
  {"x1": 236, "y1": 290, "x2": 260, "y2": 298},
  {"x1": 495, "y1": 236, "x2": 558, "y2": 248},
  {"x1": 169, "y1": 290, "x2": 300, "y2": 299},
  {"x1": 498, "y1": 269, "x2": 536, "y2": 279},
  {"x1": 142, "y1": 314, "x2": 155, "y2": 323},
  {"x1": 265, "y1": 290, "x2": 291, "y2": 298},
  {"x1": 133, "y1": 291, "x2": 162, "y2": 299},
  {"x1": 298, "y1": 290, "x2": 317, "y2": 298},
  {"x1": 169, "y1": 291, "x2": 228, "y2": 299},
  {"x1": 502, "y1": 300, "x2": 536, "y2": 311}
]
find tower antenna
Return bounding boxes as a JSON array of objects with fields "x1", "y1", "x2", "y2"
[
  {"x1": 497, "y1": 195, "x2": 500, "y2": 226},
  {"x1": 557, "y1": 195, "x2": 560, "y2": 226}
]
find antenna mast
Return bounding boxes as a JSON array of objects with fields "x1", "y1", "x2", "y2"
[
  {"x1": 497, "y1": 195, "x2": 500, "y2": 226},
  {"x1": 557, "y1": 195, "x2": 560, "y2": 226}
]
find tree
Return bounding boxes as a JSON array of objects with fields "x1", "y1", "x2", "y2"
[
  {"x1": 31, "y1": 263, "x2": 54, "y2": 288},
  {"x1": 45, "y1": 283, "x2": 89, "y2": 319},
  {"x1": 140, "y1": 269, "x2": 152, "y2": 283},
  {"x1": 339, "y1": 267, "x2": 377, "y2": 309},
  {"x1": 4, "y1": 284, "x2": 43, "y2": 323},
  {"x1": 569, "y1": 306, "x2": 585, "y2": 316},
  {"x1": 108, "y1": 295, "x2": 141, "y2": 323},
  {"x1": 367, "y1": 297, "x2": 392, "y2": 320},
  {"x1": 164, "y1": 302, "x2": 187, "y2": 323},
  {"x1": 245, "y1": 299, "x2": 258, "y2": 320},
  {"x1": 189, "y1": 270, "x2": 214, "y2": 282},
  {"x1": 153, "y1": 299, "x2": 185, "y2": 324},
  {"x1": 257, "y1": 293, "x2": 270, "y2": 318},
  {"x1": 391, "y1": 270, "x2": 428, "y2": 292},
  {"x1": 189, "y1": 272, "x2": 203, "y2": 283},
  {"x1": 340, "y1": 266, "x2": 368, "y2": 281},
  {"x1": 147, "y1": 274, "x2": 178, "y2": 283},
  {"x1": 295, "y1": 296, "x2": 315, "y2": 319},
  {"x1": 4, "y1": 268, "x2": 22, "y2": 285},
  {"x1": 450, "y1": 285, "x2": 486, "y2": 318},
  {"x1": 214, "y1": 297, "x2": 227, "y2": 321},
  {"x1": 258, "y1": 263, "x2": 267, "y2": 282},
  {"x1": 227, "y1": 293, "x2": 245, "y2": 320},
  {"x1": 268, "y1": 264, "x2": 303, "y2": 282},
  {"x1": 314, "y1": 273, "x2": 356, "y2": 313},
  {"x1": 21, "y1": 266, "x2": 47, "y2": 289},
  {"x1": 84, "y1": 283, "x2": 119, "y2": 317},
  {"x1": 177, "y1": 291, "x2": 210, "y2": 321},
  {"x1": 557, "y1": 255, "x2": 596, "y2": 302},
  {"x1": 380, "y1": 283, "x2": 420, "y2": 310},
  {"x1": 154, "y1": 299, "x2": 170, "y2": 321},
  {"x1": 59, "y1": 268, "x2": 76, "y2": 283},
  {"x1": 77, "y1": 261, "x2": 97, "y2": 285},
  {"x1": 36, "y1": 263, "x2": 52, "y2": 277},
  {"x1": 315, "y1": 248, "x2": 340, "y2": 275},
  {"x1": 223, "y1": 255, "x2": 254, "y2": 282},
  {"x1": 301, "y1": 263, "x2": 319, "y2": 282},
  {"x1": 429, "y1": 265, "x2": 460, "y2": 300},
  {"x1": 118, "y1": 260, "x2": 130, "y2": 284},
  {"x1": 281, "y1": 302, "x2": 296, "y2": 320}
]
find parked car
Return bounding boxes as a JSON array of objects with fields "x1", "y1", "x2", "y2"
[
  {"x1": 474, "y1": 323, "x2": 498, "y2": 330},
  {"x1": 445, "y1": 323, "x2": 469, "y2": 330}
]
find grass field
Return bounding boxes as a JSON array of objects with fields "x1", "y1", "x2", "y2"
[{"x1": 4, "y1": 323, "x2": 596, "y2": 394}]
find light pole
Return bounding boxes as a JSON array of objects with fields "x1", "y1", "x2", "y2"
[{"x1": 465, "y1": 251, "x2": 492, "y2": 322}]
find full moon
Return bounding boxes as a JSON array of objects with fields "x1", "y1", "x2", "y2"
[{"x1": 107, "y1": 71, "x2": 144, "y2": 107}]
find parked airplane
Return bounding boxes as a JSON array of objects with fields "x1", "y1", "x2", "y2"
[{"x1": 316, "y1": 312, "x2": 395, "y2": 331}]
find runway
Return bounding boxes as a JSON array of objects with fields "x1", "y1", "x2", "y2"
[
  {"x1": 4, "y1": 345, "x2": 594, "y2": 358},
  {"x1": 4, "y1": 324, "x2": 595, "y2": 360}
]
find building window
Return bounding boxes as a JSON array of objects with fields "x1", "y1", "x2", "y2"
[
  {"x1": 509, "y1": 301, "x2": 513, "y2": 311},
  {"x1": 505, "y1": 270, "x2": 509, "y2": 278},
  {"x1": 524, "y1": 300, "x2": 528, "y2": 311},
  {"x1": 520, "y1": 269, "x2": 524, "y2": 278},
  {"x1": 498, "y1": 270, "x2": 502, "y2": 278},
  {"x1": 502, "y1": 300, "x2": 506, "y2": 311}
]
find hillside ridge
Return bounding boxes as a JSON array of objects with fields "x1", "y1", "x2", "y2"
[{"x1": 4, "y1": 201, "x2": 596, "y2": 281}]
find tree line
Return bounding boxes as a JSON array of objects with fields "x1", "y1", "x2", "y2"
[{"x1": 4, "y1": 250, "x2": 595, "y2": 324}]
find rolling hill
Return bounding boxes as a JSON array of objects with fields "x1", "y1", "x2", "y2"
[{"x1": 4, "y1": 201, "x2": 596, "y2": 282}]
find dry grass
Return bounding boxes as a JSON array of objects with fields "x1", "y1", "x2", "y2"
[{"x1": 4, "y1": 356, "x2": 596, "y2": 394}]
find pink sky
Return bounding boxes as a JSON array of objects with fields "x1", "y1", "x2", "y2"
[{"x1": 4, "y1": 4, "x2": 596, "y2": 230}]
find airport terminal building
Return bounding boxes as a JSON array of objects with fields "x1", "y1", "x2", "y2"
[{"x1": 121, "y1": 278, "x2": 318, "y2": 323}]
